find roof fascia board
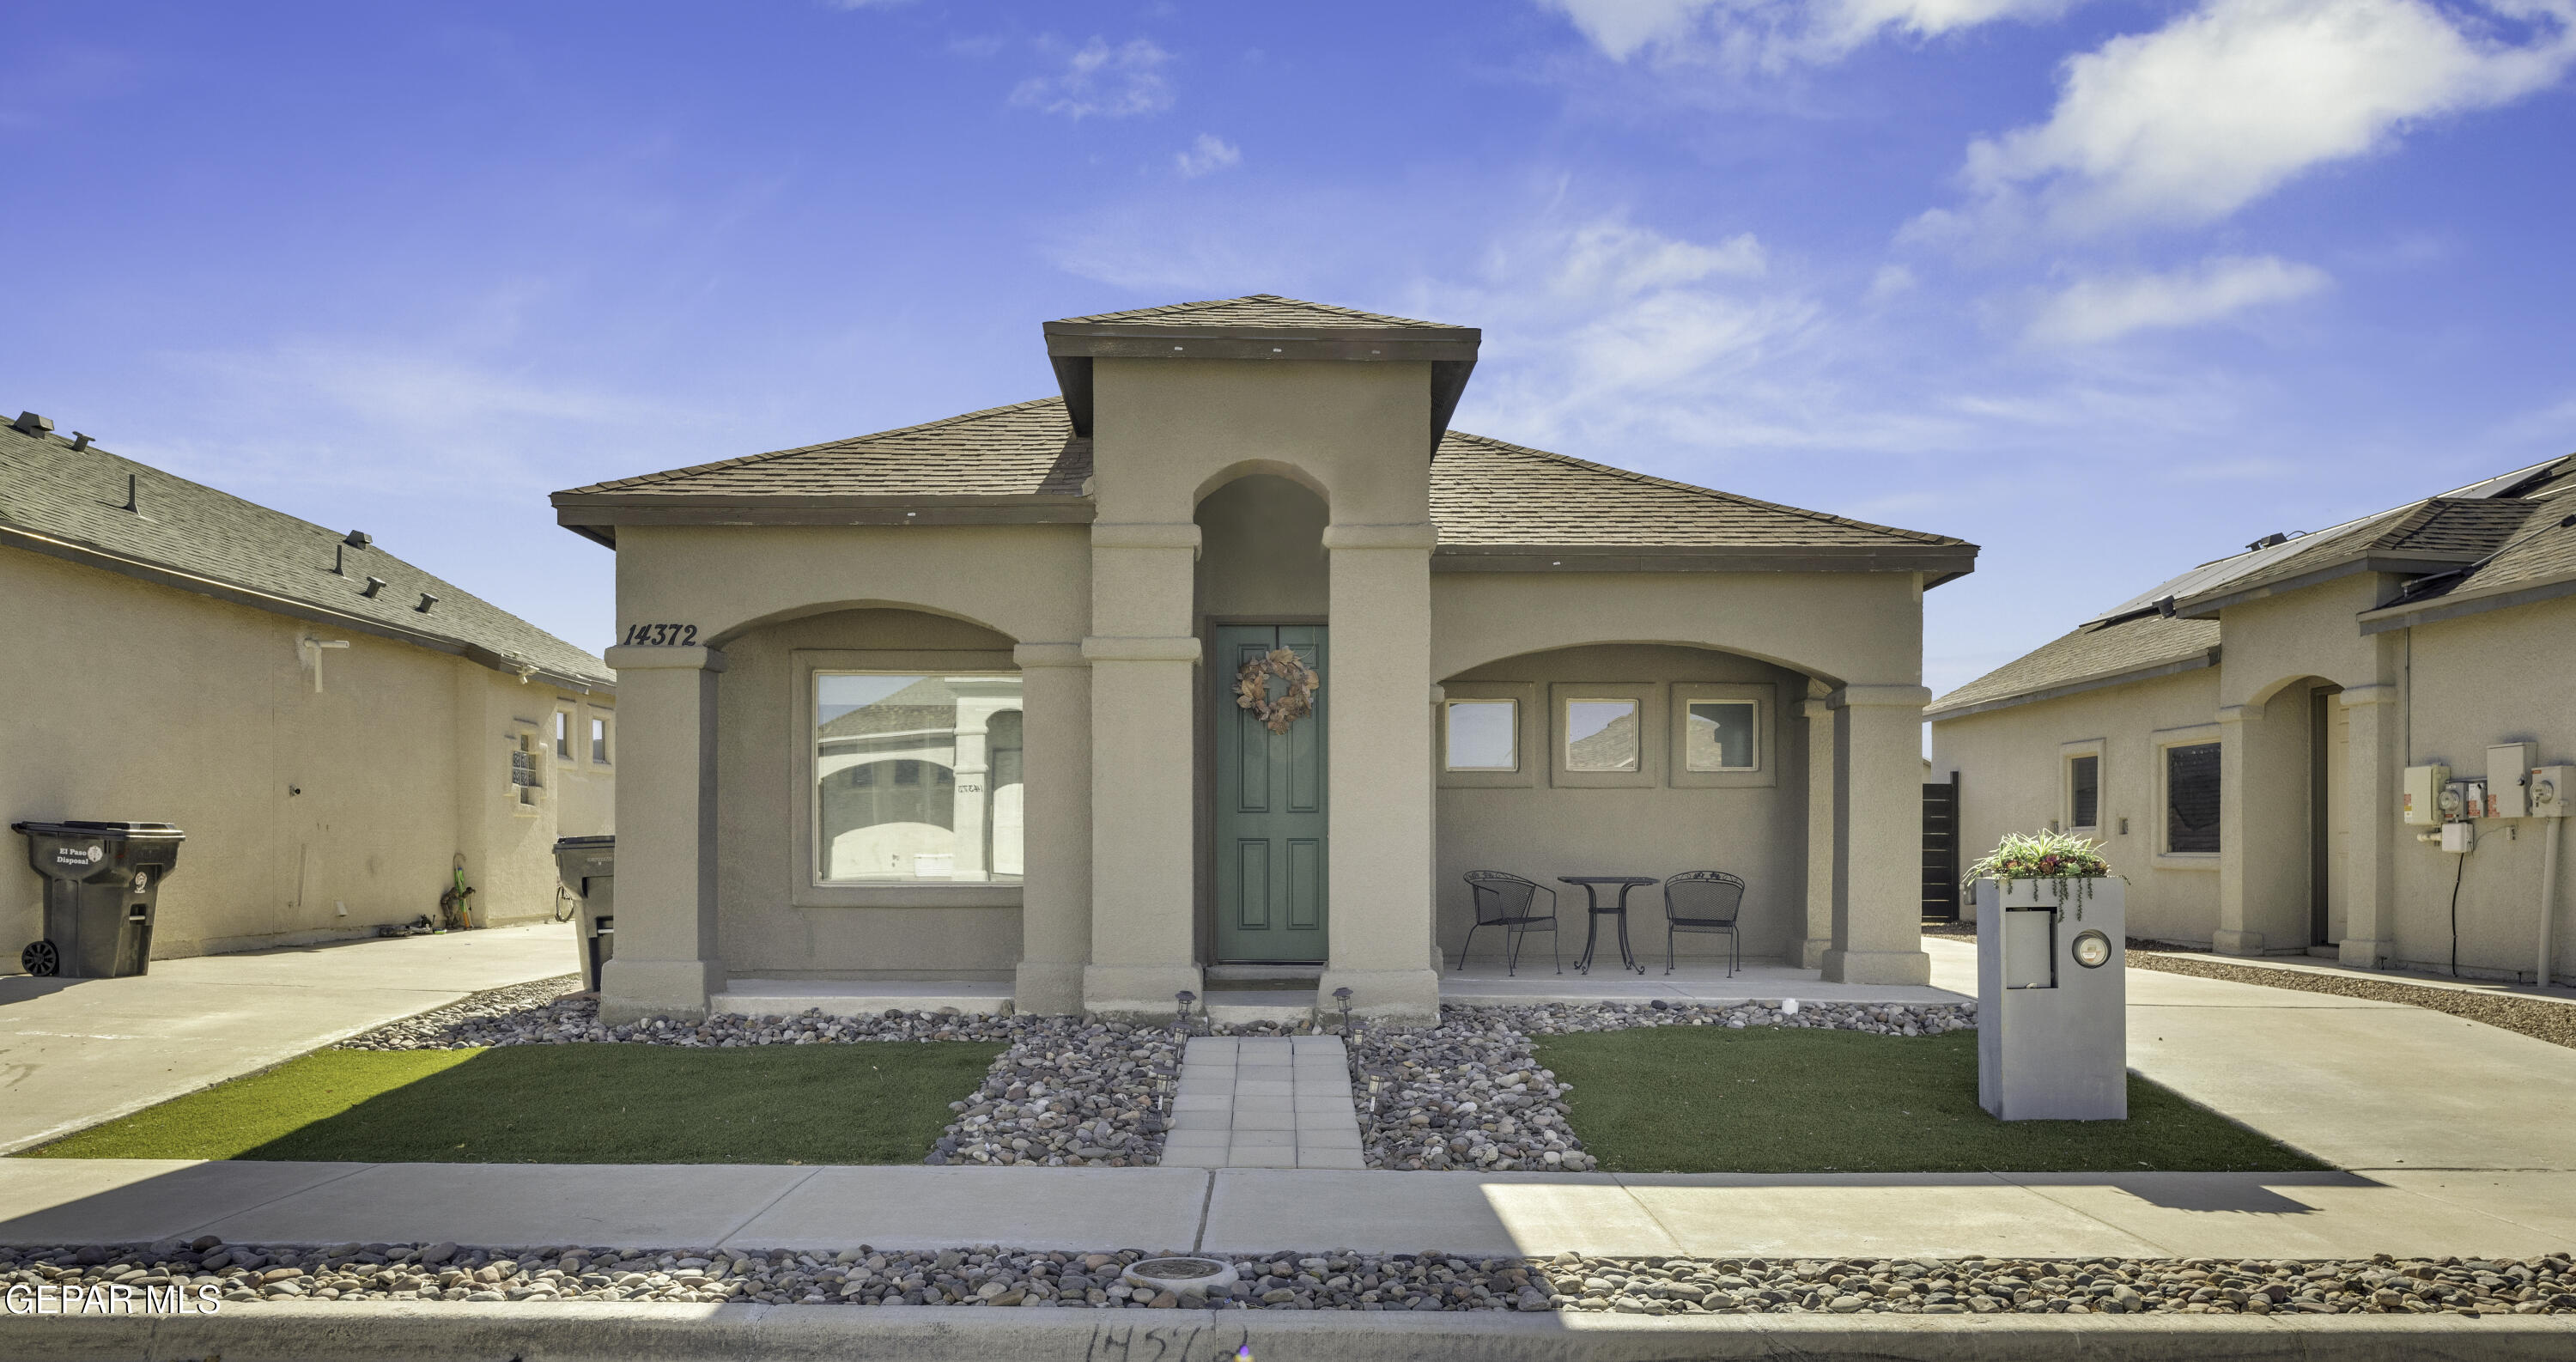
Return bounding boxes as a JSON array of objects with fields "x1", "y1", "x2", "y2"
[
  {"x1": 0, "y1": 522, "x2": 611, "y2": 691},
  {"x1": 551, "y1": 500, "x2": 1096, "y2": 529},
  {"x1": 2358, "y1": 571, "x2": 2576, "y2": 635},
  {"x1": 1432, "y1": 545, "x2": 1978, "y2": 575},
  {"x1": 2172, "y1": 554, "x2": 2470, "y2": 617},
  {"x1": 1043, "y1": 322, "x2": 1480, "y2": 364},
  {"x1": 1925, "y1": 648, "x2": 2222, "y2": 722}
]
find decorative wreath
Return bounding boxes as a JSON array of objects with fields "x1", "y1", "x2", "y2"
[{"x1": 1235, "y1": 648, "x2": 1321, "y2": 734}]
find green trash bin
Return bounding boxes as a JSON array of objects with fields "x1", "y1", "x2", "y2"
[
  {"x1": 550, "y1": 834, "x2": 614, "y2": 993},
  {"x1": 14, "y1": 820, "x2": 185, "y2": 978}
]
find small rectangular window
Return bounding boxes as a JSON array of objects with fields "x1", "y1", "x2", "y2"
[
  {"x1": 2166, "y1": 742, "x2": 2221, "y2": 853},
  {"x1": 1564, "y1": 698, "x2": 1638, "y2": 772},
  {"x1": 2069, "y1": 754, "x2": 2100, "y2": 830},
  {"x1": 554, "y1": 710, "x2": 572, "y2": 760},
  {"x1": 1444, "y1": 699, "x2": 1518, "y2": 771},
  {"x1": 591, "y1": 715, "x2": 611, "y2": 766},
  {"x1": 1685, "y1": 700, "x2": 1758, "y2": 771}
]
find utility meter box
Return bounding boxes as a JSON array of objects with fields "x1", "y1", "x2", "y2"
[
  {"x1": 2403, "y1": 764, "x2": 2451, "y2": 825},
  {"x1": 2488, "y1": 744, "x2": 2539, "y2": 818},
  {"x1": 2533, "y1": 766, "x2": 2575, "y2": 818},
  {"x1": 1978, "y1": 877, "x2": 2126, "y2": 1122}
]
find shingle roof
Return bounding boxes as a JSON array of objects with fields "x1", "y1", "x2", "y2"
[
  {"x1": 1928, "y1": 613, "x2": 2221, "y2": 719},
  {"x1": 1430, "y1": 431, "x2": 1963, "y2": 550},
  {"x1": 556, "y1": 397, "x2": 1971, "y2": 560},
  {"x1": 3, "y1": 421, "x2": 610, "y2": 687},
  {"x1": 1052, "y1": 295, "x2": 1461, "y2": 331},
  {"x1": 561, "y1": 398, "x2": 1087, "y2": 500}
]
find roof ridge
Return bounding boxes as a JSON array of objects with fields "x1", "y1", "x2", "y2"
[
  {"x1": 1441, "y1": 429, "x2": 1961, "y2": 547},
  {"x1": 1053, "y1": 294, "x2": 1458, "y2": 330},
  {"x1": 564, "y1": 396, "x2": 1070, "y2": 495}
]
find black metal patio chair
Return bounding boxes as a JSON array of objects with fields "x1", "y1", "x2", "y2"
[
  {"x1": 1455, "y1": 870, "x2": 1561, "y2": 976},
  {"x1": 1662, "y1": 870, "x2": 1745, "y2": 976}
]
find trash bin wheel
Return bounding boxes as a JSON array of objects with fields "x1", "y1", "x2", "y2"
[{"x1": 21, "y1": 940, "x2": 59, "y2": 977}]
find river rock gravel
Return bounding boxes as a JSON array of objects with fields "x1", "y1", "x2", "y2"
[{"x1": 9, "y1": 1241, "x2": 2567, "y2": 1316}]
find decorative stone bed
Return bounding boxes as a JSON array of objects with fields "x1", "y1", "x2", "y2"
[
  {"x1": 343, "y1": 983, "x2": 1976, "y2": 1172},
  {"x1": 8, "y1": 1239, "x2": 2567, "y2": 1315}
]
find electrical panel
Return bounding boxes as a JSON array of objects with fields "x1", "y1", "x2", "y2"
[
  {"x1": 2488, "y1": 743, "x2": 2539, "y2": 818},
  {"x1": 2403, "y1": 764, "x2": 2451, "y2": 825},
  {"x1": 2535, "y1": 766, "x2": 2576, "y2": 818}
]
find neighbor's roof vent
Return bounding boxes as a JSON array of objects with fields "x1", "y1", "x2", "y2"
[
  {"x1": 70, "y1": 432, "x2": 92, "y2": 452},
  {"x1": 343, "y1": 530, "x2": 372, "y2": 550},
  {"x1": 416, "y1": 593, "x2": 439, "y2": 614},
  {"x1": 11, "y1": 412, "x2": 52, "y2": 435},
  {"x1": 361, "y1": 575, "x2": 387, "y2": 598},
  {"x1": 2246, "y1": 532, "x2": 2291, "y2": 551}
]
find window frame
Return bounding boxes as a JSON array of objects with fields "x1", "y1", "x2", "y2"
[
  {"x1": 2152, "y1": 724, "x2": 2222, "y2": 868},
  {"x1": 1437, "y1": 683, "x2": 1540, "y2": 788},
  {"x1": 588, "y1": 710, "x2": 613, "y2": 767},
  {"x1": 1549, "y1": 682, "x2": 1660, "y2": 789},
  {"x1": 2060, "y1": 738, "x2": 2105, "y2": 836},
  {"x1": 554, "y1": 708, "x2": 574, "y2": 762},
  {"x1": 792, "y1": 649, "x2": 1025, "y2": 909},
  {"x1": 1669, "y1": 683, "x2": 1777, "y2": 789}
]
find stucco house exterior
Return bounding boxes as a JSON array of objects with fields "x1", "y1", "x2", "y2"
[
  {"x1": 1928, "y1": 454, "x2": 2575, "y2": 982},
  {"x1": 3, "y1": 411, "x2": 615, "y2": 966},
  {"x1": 554, "y1": 296, "x2": 1977, "y2": 1023}
]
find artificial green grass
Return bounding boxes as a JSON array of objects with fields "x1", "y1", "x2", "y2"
[
  {"x1": 21, "y1": 1042, "x2": 1002, "y2": 1164},
  {"x1": 1535, "y1": 1027, "x2": 2329, "y2": 1174}
]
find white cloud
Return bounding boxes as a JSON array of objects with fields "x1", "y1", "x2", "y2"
[
  {"x1": 1009, "y1": 37, "x2": 1175, "y2": 119},
  {"x1": 1538, "y1": 0, "x2": 2076, "y2": 64},
  {"x1": 2026, "y1": 255, "x2": 2331, "y2": 344},
  {"x1": 1175, "y1": 133, "x2": 1242, "y2": 178},
  {"x1": 1965, "y1": 0, "x2": 2576, "y2": 234}
]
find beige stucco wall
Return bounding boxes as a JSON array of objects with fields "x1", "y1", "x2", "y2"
[
  {"x1": 1, "y1": 545, "x2": 606, "y2": 970},
  {"x1": 1929, "y1": 666, "x2": 2225, "y2": 945},
  {"x1": 2388, "y1": 593, "x2": 2576, "y2": 980},
  {"x1": 1436, "y1": 644, "x2": 1812, "y2": 966}
]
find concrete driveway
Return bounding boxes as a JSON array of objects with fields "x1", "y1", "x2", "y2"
[
  {"x1": 1929, "y1": 935, "x2": 2576, "y2": 1231},
  {"x1": 0, "y1": 922, "x2": 575, "y2": 1154}
]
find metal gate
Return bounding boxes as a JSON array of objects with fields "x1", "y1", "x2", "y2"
[{"x1": 1922, "y1": 773, "x2": 1960, "y2": 921}]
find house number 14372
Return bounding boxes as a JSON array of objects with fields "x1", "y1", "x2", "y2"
[{"x1": 621, "y1": 623, "x2": 698, "y2": 646}]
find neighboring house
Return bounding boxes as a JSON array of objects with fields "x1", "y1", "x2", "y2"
[
  {"x1": 2, "y1": 411, "x2": 615, "y2": 967},
  {"x1": 1928, "y1": 455, "x2": 2576, "y2": 982},
  {"x1": 552, "y1": 295, "x2": 1978, "y2": 1023}
]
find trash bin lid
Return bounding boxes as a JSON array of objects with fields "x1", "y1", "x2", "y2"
[
  {"x1": 13, "y1": 820, "x2": 185, "y2": 840},
  {"x1": 553, "y1": 834, "x2": 615, "y2": 851}
]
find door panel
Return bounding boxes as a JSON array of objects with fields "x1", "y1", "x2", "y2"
[{"x1": 1213, "y1": 625, "x2": 1327, "y2": 962}]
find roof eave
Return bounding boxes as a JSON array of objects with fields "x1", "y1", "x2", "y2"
[
  {"x1": 2358, "y1": 569, "x2": 2576, "y2": 635},
  {"x1": 1431, "y1": 544, "x2": 1977, "y2": 575},
  {"x1": 0, "y1": 521, "x2": 612, "y2": 691},
  {"x1": 1925, "y1": 647, "x2": 2222, "y2": 722},
  {"x1": 550, "y1": 494, "x2": 1096, "y2": 532},
  {"x1": 2170, "y1": 554, "x2": 2470, "y2": 617}
]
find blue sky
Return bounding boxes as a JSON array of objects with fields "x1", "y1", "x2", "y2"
[{"x1": 6, "y1": 0, "x2": 2572, "y2": 696}]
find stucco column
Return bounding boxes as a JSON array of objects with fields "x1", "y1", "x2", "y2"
[
  {"x1": 1320, "y1": 522, "x2": 1442, "y2": 1024},
  {"x1": 1801, "y1": 697, "x2": 1838, "y2": 970},
  {"x1": 597, "y1": 644, "x2": 724, "y2": 1023},
  {"x1": 1824, "y1": 684, "x2": 1931, "y2": 985},
  {"x1": 1013, "y1": 643, "x2": 1092, "y2": 1015},
  {"x1": 1083, "y1": 523, "x2": 1204, "y2": 1018},
  {"x1": 2337, "y1": 684, "x2": 2398, "y2": 969},
  {"x1": 2215, "y1": 696, "x2": 2306, "y2": 956}
]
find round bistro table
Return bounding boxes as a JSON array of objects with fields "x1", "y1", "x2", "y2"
[{"x1": 1559, "y1": 875, "x2": 1656, "y2": 976}]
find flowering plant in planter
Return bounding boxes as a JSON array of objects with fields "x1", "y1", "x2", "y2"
[{"x1": 1964, "y1": 829, "x2": 2118, "y2": 919}]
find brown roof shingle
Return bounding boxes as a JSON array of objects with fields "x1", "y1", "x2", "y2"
[
  {"x1": 1928, "y1": 613, "x2": 2221, "y2": 718},
  {"x1": 560, "y1": 398, "x2": 1087, "y2": 501},
  {"x1": 1052, "y1": 295, "x2": 1461, "y2": 331}
]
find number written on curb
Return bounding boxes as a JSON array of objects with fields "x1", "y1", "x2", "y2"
[{"x1": 620, "y1": 623, "x2": 699, "y2": 647}]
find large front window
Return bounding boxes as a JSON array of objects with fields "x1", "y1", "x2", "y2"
[{"x1": 816, "y1": 672, "x2": 1024, "y2": 883}]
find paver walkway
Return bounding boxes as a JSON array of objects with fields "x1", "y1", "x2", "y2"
[
  {"x1": 0, "y1": 922, "x2": 576, "y2": 1154},
  {"x1": 1163, "y1": 1036, "x2": 1365, "y2": 1170}
]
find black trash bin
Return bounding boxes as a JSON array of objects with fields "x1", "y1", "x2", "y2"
[
  {"x1": 550, "y1": 834, "x2": 614, "y2": 993},
  {"x1": 14, "y1": 821, "x2": 185, "y2": 978}
]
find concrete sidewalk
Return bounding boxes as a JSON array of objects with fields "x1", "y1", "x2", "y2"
[
  {"x1": 0, "y1": 923, "x2": 576, "y2": 1155},
  {"x1": 8, "y1": 1159, "x2": 2576, "y2": 1260}
]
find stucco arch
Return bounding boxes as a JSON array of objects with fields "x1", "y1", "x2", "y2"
[
  {"x1": 2240, "y1": 671, "x2": 2340, "y2": 709},
  {"x1": 1191, "y1": 459, "x2": 1334, "y2": 513},
  {"x1": 1441, "y1": 637, "x2": 1830, "y2": 689},
  {"x1": 1431, "y1": 570, "x2": 1924, "y2": 691},
  {"x1": 708, "y1": 599, "x2": 1019, "y2": 652}
]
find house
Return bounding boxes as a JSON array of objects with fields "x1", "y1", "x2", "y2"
[
  {"x1": 1927, "y1": 454, "x2": 2576, "y2": 982},
  {"x1": 2, "y1": 411, "x2": 614, "y2": 966},
  {"x1": 551, "y1": 296, "x2": 1978, "y2": 1022}
]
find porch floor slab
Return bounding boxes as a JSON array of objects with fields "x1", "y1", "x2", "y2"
[
  {"x1": 712, "y1": 979, "x2": 1013, "y2": 1018},
  {"x1": 1441, "y1": 960, "x2": 1971, "y2": 1008}
]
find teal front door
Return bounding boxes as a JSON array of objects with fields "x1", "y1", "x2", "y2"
[{"x1": 1212, "y1": 625, "x2": 1327, "y2": 963}]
